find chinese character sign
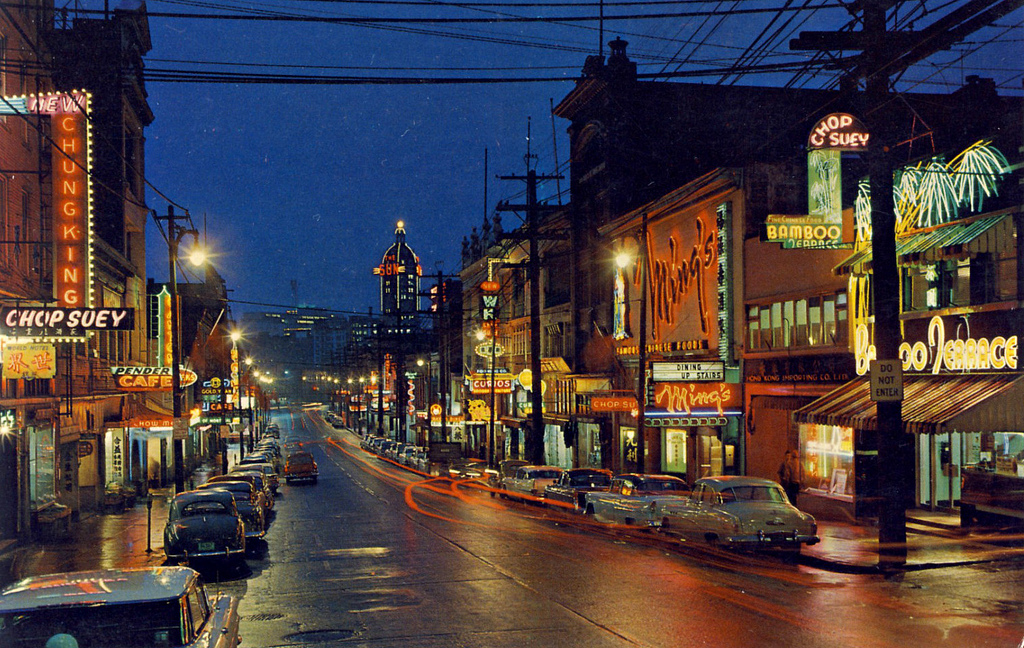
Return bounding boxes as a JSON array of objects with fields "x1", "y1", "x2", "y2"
[{"x1": 3, "y1": 343, "x2": 57, "y2": 380}]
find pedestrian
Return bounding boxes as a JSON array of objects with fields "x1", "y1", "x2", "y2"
[{"x1": 778, "y1": 449, "x2": 804, "y2": 505}]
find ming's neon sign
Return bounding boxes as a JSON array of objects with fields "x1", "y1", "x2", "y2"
[{"x1": 639, "y1": 215, "x2": 717, "y2": 341}]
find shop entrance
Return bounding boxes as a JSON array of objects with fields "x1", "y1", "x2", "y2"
[{"x1": 918, "y1": 431, "x2": 963, "y2": 509}]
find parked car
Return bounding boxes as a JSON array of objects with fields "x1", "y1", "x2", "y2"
[
  {"x1": 0, "y1": 566, "x2": 241, "y2": 648},
  {"x1": 411, "y1": 449, "x2": 430, "y2": 473},
  {"x1": 163, "y1": 490, "x2": 246, "y2": 566},
  {"x1": 206, "y1": 473, "x2": 273, "y2": 513},
  {"x1": 503, "y1": 465, "x2": 564, "y2": 501},
  {"x1": 488, "y1": 459, "x2": 528, "y2": 496},
  {"x1": 232, "y1": 461, "x2": 279, "y2": 493},
  {"x1": 196, "y1": 481, "x2": 265, "y2": 539},
  {"x1": 399, "y1": 445, "x2": 421, "y2": 466},
  {"x1": 657, "y1": 476, "x2": 819, "y2": 552},
  {"x1": 584, "y1": 474, "x2": 690, "y2": 526},
  {"x1": 285, "y1": 450, "x2": 319, "y2": 484},
  {"x1": 544, "y1": 468, "x2": 613, "y2": 510}
]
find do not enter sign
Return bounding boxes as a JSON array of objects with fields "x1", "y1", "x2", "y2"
[{"x1": 870, "y1": 360, "x2": 903, "y2": 402}]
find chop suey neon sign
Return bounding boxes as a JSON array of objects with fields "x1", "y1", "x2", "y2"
[{"x1": 855, "y1": 315, "x2": 1018, "y2": 376}]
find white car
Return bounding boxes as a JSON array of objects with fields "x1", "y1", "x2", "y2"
[
  {"x1": 584, "y1": 474, "x2": 690, "y2": 526},
  {"x1": 657, "y1": 476, "x2": 819, "y2": 552},
  {"x1": 502, "y1": 465, "x2": 564, "y2": 501}
]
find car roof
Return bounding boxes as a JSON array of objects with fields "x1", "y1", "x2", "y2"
[
  {"x1": 522, "y1": 465, "x2": 563, "y2": 472},
  {"x1": 0, "y1": 567, "x2": 199, "y2": 611},
  {"x1": 695, "y1": 476, "x2": 780, "y2": 489},
  {"x1": 567, "y1": 468, "x2": 611, "y2": 475},
  {"x1": 172, "y1": 490, "x2": 234, "y2": 507}
]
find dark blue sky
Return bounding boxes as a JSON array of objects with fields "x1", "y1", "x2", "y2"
[{"x1": 135, "y1": 0, "x2": 1023, "y2": 318}]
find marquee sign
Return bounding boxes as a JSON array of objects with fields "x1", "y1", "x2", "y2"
[
  {"x1": 855, "y1": 315, "x2": 1019, "y2": 376},
  {"x1": 1, "y1": 307, "x2": 134, "y2": 337}
]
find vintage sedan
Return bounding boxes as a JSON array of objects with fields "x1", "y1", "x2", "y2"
[
  {"x1": 163, "y1": 490, "x2": 246, "y2": 566},
  {"x1": 284, "y1": 450, "x2": 319, "y2": 484},
  {"x1": 544, "y1": 468, "x2": 613, "y2": 510},
  {"x1": 502, "y1": 465, "x2": 564, "y2": 501},
  {"x1": 0, "y1": 566, "x2": 240, "y2": 648},
  {"x1": 232, "y1": 461, "x2": 279, "y2": 493},
  {"x1": 196, "y1": 481, "x2": 265, "y2": 540},
  {"x1": 205, "y1": 474, "x2": 272, "y2": 513},
  {"x1": 583, "y1": 474, "x2": 690, "y2": 526},
  {"x1": 657, "y1": 476, "x2": 819, "y2": 552}
]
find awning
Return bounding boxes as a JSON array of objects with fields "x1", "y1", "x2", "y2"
[
  {"x1": 793, "y1": 374, "x2": 1024, "y2": 434},
  {"x1": 835, "y1": 210, "x2": 1016, "y2": 275}
]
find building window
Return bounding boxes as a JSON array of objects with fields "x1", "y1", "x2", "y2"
[
  {"x1": 747, "y1": 306, "x2": 759, "y2": 350},
  {"x1": 747, "y1": 290, "x2": 847, "y2": 352}
]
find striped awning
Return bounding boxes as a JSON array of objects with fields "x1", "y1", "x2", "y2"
[
  {"x1": 793, "y1": 373, "x2": 1024, "y2": 434},
  {"x1": 835, "y1": 210, "x2": 1016, "y2": 276}
]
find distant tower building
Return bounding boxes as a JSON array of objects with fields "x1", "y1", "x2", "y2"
[{"x1": 374, "y1": 221, "x2": 422, "y2": 324}]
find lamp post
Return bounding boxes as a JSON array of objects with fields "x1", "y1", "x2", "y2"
[
  {"x1": 156, "y1": 206, "x2": 201, "y2": 494},
  {"x1": 616, "y1": 211, "x2": 649, "y2": 473}
]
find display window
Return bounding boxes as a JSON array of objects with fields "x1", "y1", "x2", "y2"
[
  {"x1": 799, "y1": 422, "x2": 855, "y2": 500},
  {"x1": 663, "y1": 429, "x2": 687, "y2": 475},
  {"x1": 28, "y1": 424, "x2": 56, "y2": 508},
  {"x1": 965, "y1": 431, "x2": 1024, "y2": 476}
]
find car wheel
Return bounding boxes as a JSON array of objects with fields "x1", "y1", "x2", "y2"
[
  {"x1": 312, "y1": 477, "x2": 318, "y2": 484},
  {"x1": 960, "y1": 504, "x2": 976, "y2": 527},
  {"x1": 661, "y1": 517, "x2": 670, "y2": 529},
  {"x1": 585, "y1": 504, "x2": 595, "y2": 516},
  {"x1": 624, "y1": 517, "x2": 636, "y2": 527},
  {"x1": 705, "y1": 533, "x2": 719, "y2": 546}
]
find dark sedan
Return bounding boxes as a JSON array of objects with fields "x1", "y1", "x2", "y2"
[
  {"x1": 163, "y1": 490, "x2": 245, "y2": 566},
  {"x1": 544, "y1": 468, "x2": 613, "y2": 511},
  {"x1": 196, "y1": 481, "x2": 265, "y2": 539}
]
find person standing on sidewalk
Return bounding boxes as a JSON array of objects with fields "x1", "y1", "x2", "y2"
[{"x1": 777, "y1": 449, "x2": 805, "y2": 505}]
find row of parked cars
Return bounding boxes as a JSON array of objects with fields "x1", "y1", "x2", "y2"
[
  {"x1": 360, "y1": 435, "x2": 431, "y2": 472},
  {"x1": 161, "y1": 421, "x2": 320, "y2": 568},
  {"x1": 0, "y1": 422, "x2": 300, "y2": 648},
  {"x1": 487, "y1": 460, "x2": 819, "y2": 553},
  {"x1": 457, "y1": 457, "x2": 821, "y2": 554}
]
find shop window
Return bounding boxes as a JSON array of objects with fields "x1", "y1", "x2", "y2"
[
  {"x1": 807, "y1": 297, "x2": 821, "y2": 345},
  {"x1": 28, "y1": 425, "x2": 56, "y2": 507},
  {"x1": 794, "y1": 299, "x2": 808, "y2": 346},
  {"x1": 799, "y1": 423, "x2": 854, "y2": 501},
  {"x1": 662, "y1": 429, "x2": 687, "y2": 475},
  {"x1": 747, "y1": 306, "x2": 760, "y2": 350},
  {"x1": 770, "y1": 302, "x2": 782, "y2": 349}
]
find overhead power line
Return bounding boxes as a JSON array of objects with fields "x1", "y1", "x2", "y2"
[{"x1": 22, "y1": 2, "x2": 849, "y2": 23}]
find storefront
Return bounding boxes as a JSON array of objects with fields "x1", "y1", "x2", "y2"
[
  {"x1": 794, "y1": 373, "x2": 1024, "y2": 520},
  {"x1": 603, "y1": 174, "x2": 744, "y2": 477}
]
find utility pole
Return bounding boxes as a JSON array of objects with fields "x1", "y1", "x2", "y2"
[
  {"x1": 790, "y1": 0, "x2": 1017, "y2": 568},
  {"x1": 497, "y1": 135, "x2": 563, "y2": 465},
  {"x1": 437, "y1": 270, "x2": 448, "y2": 442}
]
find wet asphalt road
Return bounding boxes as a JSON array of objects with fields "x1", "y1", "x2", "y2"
[{"x1": 215, "y1": 411, "x2": 1024, "y2": 648}]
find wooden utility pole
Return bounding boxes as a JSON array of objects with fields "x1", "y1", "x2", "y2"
[
  {"x1": 791, "y1": 0, "x2": 1020, "y2": 568},
  {"x1": 497, "y1": 168, "x2": 563, "y2": 465}
]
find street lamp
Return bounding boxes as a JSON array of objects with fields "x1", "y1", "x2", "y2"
[
  {"x1": 616, "y1": 211, "x2": 649, "y2": 473},
  {"x1": 155, "y1": 206, "x2": 202, "y2": 494}
]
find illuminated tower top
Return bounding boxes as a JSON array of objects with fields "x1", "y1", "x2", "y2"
[{"x1": 374, "y1": 221, "x2": 422, "y2": 321}]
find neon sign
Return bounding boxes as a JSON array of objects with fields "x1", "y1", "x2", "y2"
[
  {"x1": 854, "y1": 315, "x2": 1018, "y2": 376},
  {"x1": 649, "y1": 382, "x2": 741, "y2": 417},
  {"x1": 643, "y1": 215, "x2": 717, "y2": 340},
  {"x1": 37, "y1": 92, "x2": 93, "y2": 308},
  {"x1": 808, "y1": 113, "x2": 870, "y2": 150}
]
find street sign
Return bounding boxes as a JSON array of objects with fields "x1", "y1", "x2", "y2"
[
  {"x1": 869, "y1": 359, "x2": 903, "y2": 402},
  {"x1": 172, "y1": 417, "x2": 189, "y2": 441}
]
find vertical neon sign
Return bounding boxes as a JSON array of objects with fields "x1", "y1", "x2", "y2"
[{"x1": 28, "y1": 92, "x2": 93, "y2": 308}]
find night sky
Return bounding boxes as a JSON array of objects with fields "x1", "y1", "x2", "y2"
[{"x1": 132, "y1": 0, "x2": 1023, "y2": 317}]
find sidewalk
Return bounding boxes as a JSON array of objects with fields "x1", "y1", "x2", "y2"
[
  {"x1": 804, "y1": 509, "x2": 1024, "y2": 572},
  {"x1": 0, "y1": 490, "x2": 172, "y2": 589}
]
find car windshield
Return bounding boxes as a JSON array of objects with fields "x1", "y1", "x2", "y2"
[
  {"x1": 722, "y1": 485, "x2": 788, "y2": 503},
  {"x1": 0, "y1": 600, "x2": 184, "y2": 647},
  {"x1": 569, "y1": 473, "x2": 610, "y2": 487}
]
